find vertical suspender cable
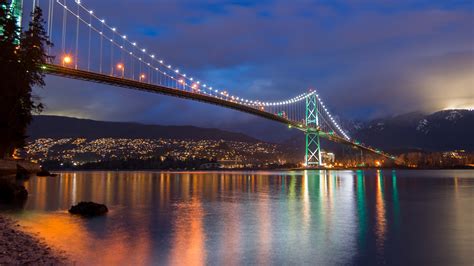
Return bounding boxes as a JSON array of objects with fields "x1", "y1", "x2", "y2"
[
  {"x1": 87, "y1": 11, "x2": 91, "y2": 70},
  {"x1": 61, "y1": 0, "x2": 67, "y2": 54},
  {"x1": 99, "y1": 22, "x2": 103, "y2": 73},
  {"x1": 110, "y1": 32, "x2": 114, "y2": 75},
  {"x1": 74, "y1": 1, "x2": 79, "y2": 69},
  {"x1": 47, "y1": 0, "x2": 54, "y2": 57}
]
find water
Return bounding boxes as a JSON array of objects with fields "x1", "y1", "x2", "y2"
[{"x1": 2, "y1": 170, "x2": 473, "y2": 265}]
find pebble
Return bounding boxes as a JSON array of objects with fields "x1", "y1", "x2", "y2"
[{"x1": 0, "y1": 215, "x2": 69, "y2": 265}]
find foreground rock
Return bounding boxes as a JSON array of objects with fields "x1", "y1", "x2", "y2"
[
  {"x1": 0, "y1": 179, "x2": 28, "y2": 203},
  {"x1": 16, "y1": 164, "x2": 30, "y2": 179},
  {"x1": 69, "y1": 202, "x2": 108, "y2": 217},
  {"x1": 0, "y1": 216, "x2": 68, "y2": 265},
  {"x1": 0, "y1": 159, "x2": 40, "y2": 176}
]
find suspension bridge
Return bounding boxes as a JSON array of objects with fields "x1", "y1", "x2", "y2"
[{"x1": 10, "y1": 0, "x2": 399, "y2": 167}]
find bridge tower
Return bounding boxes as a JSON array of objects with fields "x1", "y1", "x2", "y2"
[
  {"x1": 10, "y1": 0, "x2": 23, "y2": 29},
  {"x1": 305, "y1": 93, "x2": 322, "y2": 167},
  {"x1": 1, "y1": 0, "x2": 23, "y2": 37}
]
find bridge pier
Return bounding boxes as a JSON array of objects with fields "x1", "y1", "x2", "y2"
[{"x1": 305, "y1": 93, "x2": 322, "y2": 167}]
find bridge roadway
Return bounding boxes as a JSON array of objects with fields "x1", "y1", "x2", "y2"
[{"x1": 42, "y1": 64, "x2": 398, "y2": 162}]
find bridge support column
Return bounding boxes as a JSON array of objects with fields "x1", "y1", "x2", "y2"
[
  {"x1": 1, "y1": 0, "x2": 23, "y2": 39},
  {"x1": 305, "y1": 93, "x2": 322, "y2": 167},
  {"x1": 11, "y1": 0, "x2": 23, "y2": 30}
]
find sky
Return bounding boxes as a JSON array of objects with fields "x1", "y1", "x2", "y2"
[{"x1": 32, "y1": 0, "x2": 474, "y2": 140}]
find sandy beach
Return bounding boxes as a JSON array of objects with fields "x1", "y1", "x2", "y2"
[{"x1": 0, "y1": 215, "x2": 68, "y2": 265}]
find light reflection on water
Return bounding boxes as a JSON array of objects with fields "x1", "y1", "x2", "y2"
[{"x1": 2, "y1": 170, "x2": 473, "y2": 265}]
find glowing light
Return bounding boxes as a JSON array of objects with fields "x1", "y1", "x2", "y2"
[{"x1": 62, "y1": 55, "x2": 72, "y2": 65}]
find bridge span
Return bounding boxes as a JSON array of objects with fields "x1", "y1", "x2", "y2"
[{"x1": 43, "y1": 64, "x2": 398, "y2": 163}]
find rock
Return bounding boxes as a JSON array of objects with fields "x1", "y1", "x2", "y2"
[
  {"x1": 69, "y1": 202, "x2": 108, "y2": 217},
  {"x1": 0, "y1": 179, "x2": 28, "y2": 203},
  {"x1": 15, "y1": 165, "x2": 30, "y2": 180}
]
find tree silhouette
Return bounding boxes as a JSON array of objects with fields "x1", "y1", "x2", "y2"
[{"x1": 0, "y1": 3, "x2": 52, "y2": 158}]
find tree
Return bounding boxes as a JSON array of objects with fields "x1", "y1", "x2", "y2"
[{"x1": 0, "y1": 3, "x2": 52, "y2": 158}]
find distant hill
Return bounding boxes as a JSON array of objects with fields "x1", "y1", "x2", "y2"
[
  {"x1": 351, "y1": 110, "x2": 474, "y2": 152},
  {"x1": 28, "y1": 115, "x2": 260, "y2": 143},
  {"x1": 28, "y1": 110, "x2": 474, "y2": 152}
]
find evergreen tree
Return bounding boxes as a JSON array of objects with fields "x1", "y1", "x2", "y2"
[{"x1": 0, "y1": 4, "x2": 52, "y2": 158}]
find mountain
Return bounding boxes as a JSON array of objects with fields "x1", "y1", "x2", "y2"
[
  {"x1": 27, "y1": 115, "x2": 260, "y2": 143},
  {"x1": 27, "y1": 110, "x2": 474, "y2": 153},
  {"x1": 351, "y1": 110, "x2": 474, "y2": 152}
]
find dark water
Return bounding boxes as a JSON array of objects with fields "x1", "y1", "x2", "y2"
[{"x1": 2, "y1": 170, "x2": 473, "y2": 265}]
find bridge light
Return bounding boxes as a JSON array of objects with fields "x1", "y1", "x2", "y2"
[
  {"x1": 122, "y1": 35, "x2": 127, "y2": 39},
  {"x1": 101, "y1": 19, "x2": 105, "y2": 23},
  {"x1": 112, "y1": 28, "x2": 116, "y2": 32},
  {"x1": 89, "y1": 10, "x2": 93, "y2": 14},
  {"x1": 132, "y1": 42, "x2": 137, "y2": 46},
  {"x1": 62, "y1": 55, "x2": 72, "y2": 66},
  {"x1": 116, "y1": 63, "x2": 125, "y2": 78},
  {"x1": 139, "y1": 74, "x2": 146, "y2": 82}
]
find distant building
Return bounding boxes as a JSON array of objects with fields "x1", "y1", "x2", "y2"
[{"x1": 321, "y1": 151, "x2": 335, "y2": 165}]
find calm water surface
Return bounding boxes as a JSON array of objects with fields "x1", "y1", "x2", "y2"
[{"x1": 2, "y1": 170, "x2": 473, "y2": 265}]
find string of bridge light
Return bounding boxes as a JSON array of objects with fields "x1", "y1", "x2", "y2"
[
  {"x1": 65, "y1": 0, "x2": 316, "y2": 107},
  {"x1": 315, "y1": 94, "x2": 351, "y2": 140},
  {"x1": 57, "y1": 0, "x2": 245, "y2": 103}
]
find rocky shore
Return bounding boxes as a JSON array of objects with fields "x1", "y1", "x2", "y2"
[{"x1": 0, "y1": 215, "x2": 68, "y2": 265}]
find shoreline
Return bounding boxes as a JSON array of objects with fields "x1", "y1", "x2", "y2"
[
  {"x1": 43, "y1": 167, "x2": 474, "y2": 172},
  {"x1": 0, "y1": 215, "x2": 68, "y2": 265}
]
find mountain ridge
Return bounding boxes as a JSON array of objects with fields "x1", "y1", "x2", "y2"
[
  {"x1": 351, "y1": 109, "x2": 474, "y2": 151},
  {"x1": 28, "y1": 115, "x2": 261, "y2": 143}
]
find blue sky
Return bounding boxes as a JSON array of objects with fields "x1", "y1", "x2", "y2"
[{"x1": 32, "y1": 0, "x2": 473, "y2": 140}]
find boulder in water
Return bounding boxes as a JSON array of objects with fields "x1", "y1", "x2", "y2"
[{"x1": 69, "y1": 202, "x2": 108, "y2": 217}]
